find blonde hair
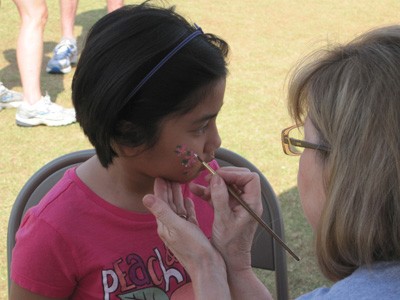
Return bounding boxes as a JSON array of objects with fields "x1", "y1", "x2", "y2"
[{"x1": 288, "y1": 25, "x2": 400, "y2": 281}]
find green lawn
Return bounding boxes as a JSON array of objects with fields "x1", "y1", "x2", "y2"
[{"x1": 1, "y1": 0, "x2": 399, "y2": 298}]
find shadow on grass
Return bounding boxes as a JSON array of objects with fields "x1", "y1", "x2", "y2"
[
  {"x1": 0, "y1": 48, "x2": 23, "y2": 90},
  {"x1": 75, "y1": 8, "x2": 108, "y2": 53}
]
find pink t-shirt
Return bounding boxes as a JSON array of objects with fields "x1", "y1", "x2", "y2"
[{"x1": 11, "y1": 162, "x2": 217, "y2": 299}]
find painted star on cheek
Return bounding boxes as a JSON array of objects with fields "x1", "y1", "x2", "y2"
[{"x1": 174, "y1": 144, "x2": 198, "y2": 168}]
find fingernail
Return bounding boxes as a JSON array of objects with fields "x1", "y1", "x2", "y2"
[{"x1": 143, "y1": 195, "x2": 155, "y2": 207}]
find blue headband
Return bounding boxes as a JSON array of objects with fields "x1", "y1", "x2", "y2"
[{"x1": 128, "y1": 25, "x2": 204, "y2": 99}]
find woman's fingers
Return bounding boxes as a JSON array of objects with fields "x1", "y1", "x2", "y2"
[
  {"x1": 172, "y1": 181, "x2": 187, "y2": 218},
  {"x1": 216, "y1": 168, "x2": 260, "y2": 193},
  {"x1": 153, "y1": 177, "x2": 168, "y2": 203},
  {"x1": 143, "y1": 194, "x2": 182, "y2": 236},
  {"x1": 153, "y1": 178, "x2": 187, "y2": 216},
  {"x1": 184, "y1": 197, "x2": 199, "y2": 226},
  {"x1": 189, "y1": 182, "x2": 211, "y2": 200},
  {"x1": 209, "y1": 175, "x2": 230, "y2": 215},
  {"x1": 150, "y1": 177, "x2": 200, "y2": 225}
]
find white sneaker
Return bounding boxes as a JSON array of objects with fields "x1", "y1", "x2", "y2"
[
  {"x1": 16, "y1": 95, "x2": 76, "y2": 127},
  {"x1": 0, "y1": 82, "x2": 23, "y2": 109},
  {"x1": 46, "y1": 39, "x2": 78, "y2": 74}
]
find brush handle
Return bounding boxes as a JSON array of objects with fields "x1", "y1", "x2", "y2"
[{"x1": 226, "y1": 186, "x2": 300, "y2": 261}]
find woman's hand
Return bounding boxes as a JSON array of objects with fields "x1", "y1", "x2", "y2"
[
  {"x1": 191, "y1": 167, "x2": 271, "y2": 300},
  {"x1": 143, "y1": 178, "x2": 231, "y2": 300},
  {"x1": 143, "y1": 178, "x2": 224, "y2": 272},
  {"x1": 190, "y1": 167, "x2": 263, "y2": 272},
  {"x1": 144, "y1": 173, "x2": 270, "y2": 300}
]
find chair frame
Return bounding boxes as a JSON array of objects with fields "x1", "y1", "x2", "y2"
[{"x1": 7, "y1": 147, "x2": 288, "y2": 299}]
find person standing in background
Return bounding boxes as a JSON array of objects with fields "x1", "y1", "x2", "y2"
[
  {"x1": 13, "y1": 0, "x2": 76, "y2": 127},
  {"x1": 46, "y1": 0, "x2": 123, "y2": 74},
  {"x1": 12, "y1": 0, "x2": 123, "y2": 127},
  {"x1": 0, "y1": 1, "x2": 23, "y2": 111}
]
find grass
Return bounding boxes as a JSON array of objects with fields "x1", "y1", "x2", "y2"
[{"x1": 1, "y1": 0, "x2": 400, "y2": 299}]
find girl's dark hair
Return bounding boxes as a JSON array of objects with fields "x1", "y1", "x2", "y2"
[{"x1": 72, "y1": 2, "x2": 229, "y2": 167}]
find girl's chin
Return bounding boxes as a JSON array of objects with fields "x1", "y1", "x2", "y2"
[{"x1": 180, "y1": 166, "x2": 204, "y2": 181}]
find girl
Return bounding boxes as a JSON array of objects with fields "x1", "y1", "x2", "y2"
[{"x1": 10, "y1": 3, "x2": 229, "y2": 299}]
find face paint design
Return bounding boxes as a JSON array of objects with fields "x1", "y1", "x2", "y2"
[{"x1": 174, "y1": 144, "x2": 198, "y2": 168}]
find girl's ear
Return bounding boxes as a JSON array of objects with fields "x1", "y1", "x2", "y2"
[
  {"x1": 113, "y1": 120, "x2": 149, "y2": 157},
  {"x1": 112, "y1": 142, "x2": 146, "y2": 158},
  {"x1": 113, "y1": 145, "x2": 143, "y2": 157}
]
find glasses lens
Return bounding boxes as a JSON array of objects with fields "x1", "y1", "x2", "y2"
[{"x1": 288, "y1": 127, "x2": 305, "y2": 154}]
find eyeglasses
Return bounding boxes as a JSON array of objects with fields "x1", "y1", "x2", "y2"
[{"x1": 281, "y1": 125, "x2": 330, "y2": 156}]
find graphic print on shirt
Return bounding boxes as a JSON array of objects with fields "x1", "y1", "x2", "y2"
[{"x1": 101, "y1": 245, "x2": 191, "y2": 300}]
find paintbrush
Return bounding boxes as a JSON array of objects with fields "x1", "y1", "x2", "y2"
[{"x1": 195, "y1": 153, "x2": 300, "y2": 261}]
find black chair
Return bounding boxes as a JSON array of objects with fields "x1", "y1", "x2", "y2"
[{"x1": 7, "y1": 147, "x2": 288, "y2": 299}]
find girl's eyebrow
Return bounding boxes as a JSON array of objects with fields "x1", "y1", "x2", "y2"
[
  {"x1": 192, "y1": 113, "x2": 218, "y2": 125},
  {"x1": 191, "y1": 102, "x2": 223, "y2": 124}
]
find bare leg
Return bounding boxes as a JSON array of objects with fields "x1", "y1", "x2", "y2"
[
  {"x1": 106, "y1": 0, "x2": 123, "y2": 13},
  {"x1": 60, "y1": 0, "x2": 78, "y2": 40},
  {"x1": 46, "y1": 0, "x2": 79, "y2": 74},
  {"x1": 13, "y1": 0, "x2": 47, "y2": 105}
]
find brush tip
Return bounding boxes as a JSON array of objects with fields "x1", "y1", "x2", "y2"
[{"x1": 194, "y1": 153, "x2": 203, "y2": 162}]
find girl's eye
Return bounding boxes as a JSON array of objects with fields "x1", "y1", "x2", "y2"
[{"x1": 194, "y1": 123, "x2": 209, "y2": 134}]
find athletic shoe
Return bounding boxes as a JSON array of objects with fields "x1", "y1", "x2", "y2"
[
  {"x1": 0, "y1": 82, "x2": 23, "y2": 109},
  {"x1": 16, "y1": 95, "x2": 76, "y2": 127},
  {"x1": 46, "y1": 39, "x2": 78, "y2": 74}
]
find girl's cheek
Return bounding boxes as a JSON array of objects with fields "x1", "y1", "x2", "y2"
[{"x1": 174, "y1": 144, "x2": 197, "y2": 168}]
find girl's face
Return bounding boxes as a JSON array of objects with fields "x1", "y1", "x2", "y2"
[
  {"x1": 297, "y1": 117, "x2": 327, "y2": 230},
  {"x1": 125, "y1": 78, "x2": 226, "y2": 182}
]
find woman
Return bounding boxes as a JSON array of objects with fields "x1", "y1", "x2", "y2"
[{"x1": 143, "y1": 25, "x2": 400, "y2": 299}]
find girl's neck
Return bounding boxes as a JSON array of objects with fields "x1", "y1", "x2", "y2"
[{"x1": 76, "y1": 155, "x2": 154, "y2": 213}]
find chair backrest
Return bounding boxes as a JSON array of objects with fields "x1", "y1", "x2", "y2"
[
  {"x1": 215, "y1": 147, "x2": 288, "y2": 300},
  {"x1": 7, "y1": 147, "x2": 288, "y2": 300}
]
